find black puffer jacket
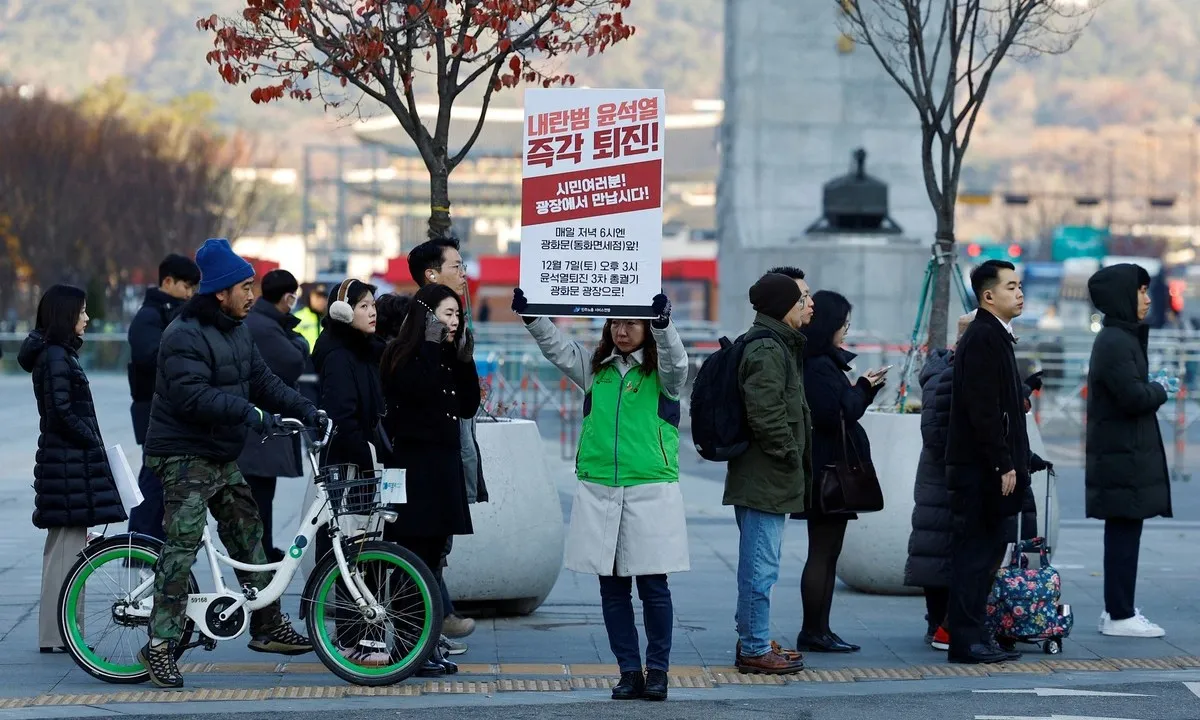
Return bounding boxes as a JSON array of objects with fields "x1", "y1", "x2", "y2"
[
  {"x1": 1085, "y1": 264, "x2": 1171, "y2": 519},
  {"x1": 312, "y1": 320, "x2": 387, "y2": 473},
  {"x1": 144, "y1": 295, "x2": 313, "y2": 462},
  {"x1": 19, "y1": 332, "x2": 126, "y2": 529},
  {"x1": 127, "y1": 287, "x2": 185, "y2": 445}
]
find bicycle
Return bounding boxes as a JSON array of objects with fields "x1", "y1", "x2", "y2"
[{"x1": 56, "y1": 414, "x2": 444, "y2": 686}]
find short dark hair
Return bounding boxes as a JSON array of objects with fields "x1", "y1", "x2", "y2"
[
  {"x1": 970, "y1": 259, "x2": 1017, "y2": 302},
  {"x1": 159, "y1": 254, "x2": 201, "y2": 286},
  {"x1": 35, "y1": 284, "x2": 87, "y2": 345},
  {"x1": 375, "y1": 293, "x2": 411, "y2": 340},
  {"x1": 408, "y1": 238, "x2": 461, "y2": 286},
  {"x1": 767, "y1": 266, "x2": 805, "y2": 280},
  {"x1": 261, "y1": 269, "x2": 299, "y2": 304}
]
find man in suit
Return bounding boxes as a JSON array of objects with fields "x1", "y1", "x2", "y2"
[{"x1": 944, "y1": 260, "x2": 1029, "y2": 664}]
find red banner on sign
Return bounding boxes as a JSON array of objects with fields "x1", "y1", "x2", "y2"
[{"x1": 520, "y1": 159, "x2": 662, "y2": 227}]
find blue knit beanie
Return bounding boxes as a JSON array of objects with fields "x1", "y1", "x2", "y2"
[{"x1": 196, "y1": 238, "x2": 255, "y2": 295}]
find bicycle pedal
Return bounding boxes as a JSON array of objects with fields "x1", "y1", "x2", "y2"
[{"x1": 241, "y1": 584, "x2": 258, "y2": 600}]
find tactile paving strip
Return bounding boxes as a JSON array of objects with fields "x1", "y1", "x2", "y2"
[{"x1": 6, "y1": 655, "x2": 1199, "y2": 708}]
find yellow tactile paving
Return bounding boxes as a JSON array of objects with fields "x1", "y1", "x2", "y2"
[{"x1": 4, "y1": 655, "x2": 1196, "y2": 709}]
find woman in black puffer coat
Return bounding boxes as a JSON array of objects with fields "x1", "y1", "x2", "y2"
[{"x1": 18, "y1": 285, "x2": 126, "y2": 653}]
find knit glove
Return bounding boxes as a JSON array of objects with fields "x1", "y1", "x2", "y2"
[
  {"x1": 511, "y1": 288, "x2": 536, "y2": 325},
  {"x1": 651, "y1": 293, "x2": 671, "y2": 329}
]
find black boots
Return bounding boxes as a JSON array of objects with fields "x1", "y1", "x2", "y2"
[{"x1": 611, "y1": 670, "x2": 646, "y2": 700}]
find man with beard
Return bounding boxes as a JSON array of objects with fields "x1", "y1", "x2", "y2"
[{"x1": 139, "y1": 239, "x2": 319, "y2": 688}]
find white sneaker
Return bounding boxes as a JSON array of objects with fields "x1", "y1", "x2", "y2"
[
  {"x1": 1098, "y1": 611, "x2": 1110, "y2": 633},
  {"x1": 1101, "y1": 610, "x2": 1165, "y2": 638}
]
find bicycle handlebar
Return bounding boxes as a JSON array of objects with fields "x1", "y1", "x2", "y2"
[{"x1": 276, "y1": 411, "x2": 333, "y2": 450}]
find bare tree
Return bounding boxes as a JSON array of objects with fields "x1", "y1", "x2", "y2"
[{"x1": 840, "y1": 0, "x2": 1097, "y2": 347}]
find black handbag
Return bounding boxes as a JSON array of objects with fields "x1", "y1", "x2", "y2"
[{"x1": 818, "y1": 411, "x2": 884, "y2": 514}]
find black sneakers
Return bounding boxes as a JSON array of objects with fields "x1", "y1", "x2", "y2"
[
  {"x1": 139, "y1": 641, "x2": 183, "y2": 689},
  {"x1": 247, "y1": 617, "x2": 313, "y2": 655}
]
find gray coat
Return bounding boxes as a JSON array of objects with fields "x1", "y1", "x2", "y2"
[{"x1": 237, "y1": 298, "x2": 310, "y2": 478}]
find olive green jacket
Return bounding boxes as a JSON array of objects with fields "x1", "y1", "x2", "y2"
[{"x1": 722, "y1": 313, "x2": 812, "y2": 514}]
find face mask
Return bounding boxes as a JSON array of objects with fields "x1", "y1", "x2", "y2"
[{"x1": 286, "y1": 294, "x2": 299, "y2": 311}]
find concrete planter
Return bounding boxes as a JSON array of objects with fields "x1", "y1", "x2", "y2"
[
  {"x1": 836, "y1": 411, "x2": 1059, "y2": 595},
  {"x1": 444, "y1": 418, "x2": 565, "y2": 615}
]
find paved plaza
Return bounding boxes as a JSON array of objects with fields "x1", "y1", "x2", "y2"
[{"x1": 3, "y1": 375, "x2": 1200, "y2": 719}]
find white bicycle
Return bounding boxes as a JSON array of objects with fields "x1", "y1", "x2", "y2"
[{"x1": 57, "y1": 414, "x2": 444, "y2": 686}]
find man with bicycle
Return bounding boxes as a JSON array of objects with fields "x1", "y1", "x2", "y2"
[{"x1": 140, "y1": 239, "x2": 320, "y2": 688}]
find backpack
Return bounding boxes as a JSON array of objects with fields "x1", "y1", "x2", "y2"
[{"x1": 690, "y1": 328, "x2": 790, "y2": 462}]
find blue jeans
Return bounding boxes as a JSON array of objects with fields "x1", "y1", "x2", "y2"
[
  {"x1": 734, "y1": 506, "x2": 786, "y2": 657},
  {"x1": 598, "y1": 574, "x2": 673, "y2": 672}
]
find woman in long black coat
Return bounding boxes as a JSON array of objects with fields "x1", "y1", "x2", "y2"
[
  {"x1": 380, "y1": 284, "x2": 480, "y2": 557},
  {"x1": 792, "y1": 291, "x2": 886, "y2": 653},
  {"x1": 17, "y1": 284, "x2": 126, "y2": 652}
]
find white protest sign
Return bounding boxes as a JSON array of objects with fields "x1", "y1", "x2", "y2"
[{"x1": 519, "y1": 88, "x2": 666, "y2": 318}]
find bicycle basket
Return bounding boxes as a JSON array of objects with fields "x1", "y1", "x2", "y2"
[{"x1": 317, "y1": 463, "x2": 383, "y2": 517}]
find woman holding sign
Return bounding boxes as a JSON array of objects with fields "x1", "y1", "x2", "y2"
[
  {"x1": 18, "y1": 284, "x2": 126, "y2": 653},
  {"x1": 381, "y1": 283, "x2": 481, "y2": 677},
  {"x1": 512, "y1": 288, "x2": 689, "y2": 702}
]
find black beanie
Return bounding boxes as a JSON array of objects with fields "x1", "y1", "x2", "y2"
[{"x1": 749, "y1": 272, "x2": 802, "y2": 321}]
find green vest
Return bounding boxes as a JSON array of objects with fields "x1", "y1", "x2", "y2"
[
  {"x1": 294, "y1": 307, "x2": 321, "y2": 350},
  {"x1": 575, "y1": 363, "x2": 680, "y2": 487}
]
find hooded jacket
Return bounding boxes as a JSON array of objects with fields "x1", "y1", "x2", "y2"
[
  {"x1": 1085, "y1": 263, "x2": 1171, "y2": 519},
  {"x1": 19, "y1": 332, "x2": 126, "y2": 529}
]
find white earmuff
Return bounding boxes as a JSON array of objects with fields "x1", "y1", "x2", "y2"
[{"x1": 328, "y1": 279, "x2": 355, "y2": 323}]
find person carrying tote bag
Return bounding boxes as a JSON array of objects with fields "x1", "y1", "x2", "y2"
[
  {"x1": 790, "y1": 290, "x2": 885, "y2": 654},
  {"x1": 18, "y1": 284, "x2": 127, "y2": 653}
]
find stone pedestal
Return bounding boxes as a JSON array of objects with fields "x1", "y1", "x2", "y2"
[
  {"x1": 835, "y1": 411, "x2": 1059, "y2": 595},
  {"x1": 444, "y1": 419, "x2": 564, "y2": 615}
]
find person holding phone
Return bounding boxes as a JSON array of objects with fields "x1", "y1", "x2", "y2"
[{"x1": 790, "y1": 290, "x2": 885, "y2": 653}]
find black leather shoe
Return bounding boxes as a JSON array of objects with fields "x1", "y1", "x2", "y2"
[
  {"x1": 828, "y1": 632, "x2": 861, "y2": 652},
  {"x1": 643, "y1": 669, "x2": 668, "y2": 701},
  {"x1": 611, "y1": 670, "x2": 645, "y2": 700},
  {"x1": 947, "y1": 643, "x2": 1008, "y2": 664},
  {"x1": 416, "y1": 659, "x2": 447, "y2": 677},
  {"x1": 795, "y1": 630, "x2": 855, "y2": 653},
  {"x1": 989, "y1": 638, "x2": 1022, "y2": 662}
]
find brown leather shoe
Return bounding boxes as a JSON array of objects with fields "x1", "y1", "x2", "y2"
[
  {"x1": 736, "y1": 648, "x2": 804, "y2": 674},
  {"x1": 736, "y1": 640, "x2": 804, "y2": 663}
]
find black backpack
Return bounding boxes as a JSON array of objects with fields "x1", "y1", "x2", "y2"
[{"x1": 690, "y1": 328, "x2": 790, "y2": 462}]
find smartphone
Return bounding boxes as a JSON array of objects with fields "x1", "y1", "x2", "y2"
[{"x1": 876, "y1": 365, "x2": 894, "y2": 374}]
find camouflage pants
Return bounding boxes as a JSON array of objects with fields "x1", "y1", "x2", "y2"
[{"x1": 145, "y1": 455, "x2": 284, "y2": 642}]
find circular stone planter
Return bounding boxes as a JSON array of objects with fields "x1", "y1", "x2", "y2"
[
  {"x1": 444, "y1": 418, "x2": 565, "y2": 615},
  {"x1": 835, "y1": 410, "x2": 1059, "y2": 595}
]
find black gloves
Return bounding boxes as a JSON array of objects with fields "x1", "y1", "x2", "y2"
[
  {"x1": 457, "y1": 326, "x2": 475, "y2": 362},
  {"x1": 302, "y1": 406, "x2": 321, "y2": 428},
  {"x1": 1024, "y1": 370, "x2": 1044, "y2": 393},
  {"x1": 512, "y1": 288, "x2": 536, "y2": 325},
  {"x1": 245, "y1": 405, "x2": 281, "y2": 436},
  {"x1": 1029, "y1": 453, "x2": 1053, "y2": 474},
  {"x1": 424, "y1": 313, "x2": 449, "y2": 343},
  {"x1": 651, "y1": 293, "x2": 672, "y2": 329}
]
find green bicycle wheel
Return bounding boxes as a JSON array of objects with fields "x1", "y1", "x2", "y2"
[{"x1": 305, "y1": 541, "x2": 443, "y2": 686}]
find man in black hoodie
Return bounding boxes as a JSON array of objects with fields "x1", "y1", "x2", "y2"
[
  {"x1": 1086, "y1": 263, "x2": 1170, "y2": 638},
  {"x1": 127, "y1": 254, "x2": 200, "y2": 541},
  {"x1": 944, "y1": 260, "x2": 1029, "y2": 665}
]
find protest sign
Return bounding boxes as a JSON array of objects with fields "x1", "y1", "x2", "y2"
[{"x1": 519, "y1": 88, "x2": 665, "y2": 318}]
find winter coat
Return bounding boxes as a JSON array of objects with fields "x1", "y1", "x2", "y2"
[
  {"x1": 237, "y1": 298, "x2": 310, "y2": 479},
  {"x1": 127, "y1": 287, "x2": 185, "y2": 445},
  {"x1": 723, "y1": 313, "x2": 812, "y2": 515},
  {"x1": 312, "y1": 321, "x2": 387, "y2": 473},
  {"x1": 1085, "y1": 264, "x2": 1171, "y2": 519},
  {"x1": 19, "y1": 332, "x2": 126, "y2": 529},
  {"x1": 792, "y1": 347, "x2": 879, "y2": 521},
  {"x1": 525, "y1": 316, "x2": 691, "y2": 577},
  {"x1": 382, "y1": 340, "x2": 482, "y2": 538},
  {"x1": 945, "y1": 308, "x2": 1031, "y2": 521},
  {"x1": 904, "y1": 349, "x2": 955, "y2": 588},
  {"x1": 143, "y1": 296, "x2": 313, "y2": 463}
]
